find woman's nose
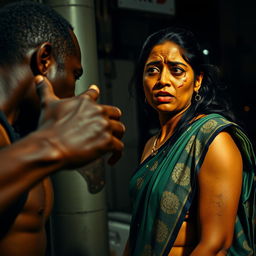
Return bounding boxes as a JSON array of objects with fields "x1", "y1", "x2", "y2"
[{"x1": 158, "y1": 67, "x2": 172, "y2": 86}]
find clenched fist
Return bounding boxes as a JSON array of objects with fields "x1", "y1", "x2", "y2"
[{"x1": 35, "y1": 75, "x2": 125, "y2": 168}]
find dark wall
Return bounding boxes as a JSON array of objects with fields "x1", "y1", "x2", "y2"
[{"x1": 218, "y1": 0, "x2": 256, "y2": 147}]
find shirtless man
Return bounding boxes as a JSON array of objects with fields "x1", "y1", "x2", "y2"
[{"x1": 0, "y1": 2, "x2": 125, "y2": 255}]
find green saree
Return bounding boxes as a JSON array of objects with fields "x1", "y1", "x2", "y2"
[{"x1": 129, "y1": 114, "x2": 255, "y2": 256}]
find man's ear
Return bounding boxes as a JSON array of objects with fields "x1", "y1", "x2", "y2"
[{"x1": 30, "y1": 42, "x2": 53, "y2": 76}]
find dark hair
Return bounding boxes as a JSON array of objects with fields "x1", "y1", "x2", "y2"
[
  {"x1": 0, "y1": 1, "x2": 74, "y2": 68},
  {"x1": 133, "y1": 26, "x2": 235, "y2": 135}
]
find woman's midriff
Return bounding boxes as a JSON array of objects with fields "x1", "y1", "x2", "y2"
[{"x1": 168, "y1": 212, "x2": 198, "y2": 256}]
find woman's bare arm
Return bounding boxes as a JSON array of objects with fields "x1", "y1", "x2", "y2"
[{"x1": 190, "y1": 131, "x2": 242, "y2": 256}]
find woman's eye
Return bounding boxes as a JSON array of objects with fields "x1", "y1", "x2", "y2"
[
  {"x1": 146, "y1": 67, "x2": 159, "y2": 75},
  {"x1": 171, "y1": 67, "x2": 185, "y2": 76}
]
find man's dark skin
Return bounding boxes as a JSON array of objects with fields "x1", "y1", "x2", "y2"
[{"x1": 0, "y1": 21, "x2": 125, "y2": 256}]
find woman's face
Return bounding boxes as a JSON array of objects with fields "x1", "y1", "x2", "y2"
[{"x1": 143, "y1": 41, "x2": 202, "y2": 119}]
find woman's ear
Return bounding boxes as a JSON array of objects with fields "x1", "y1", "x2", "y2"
[
  {"x1": 194, "y1": 72, "x2": 204, "y2": 92},
  {"x1": 30, "y1": 42, "x2": 53, "y2": 76}
]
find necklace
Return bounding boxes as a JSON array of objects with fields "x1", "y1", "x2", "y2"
[{"x1": 151, "y1": 133, "x2": 160, "y2": 156}]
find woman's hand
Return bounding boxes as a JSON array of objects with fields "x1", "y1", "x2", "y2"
[{"x1": 191, "y1": 131, "x2": 242, "y2": 256}]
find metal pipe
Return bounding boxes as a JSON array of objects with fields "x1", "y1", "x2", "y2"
[{"x1": 43, "y1": 0, "x2": 109, "y2": 255}]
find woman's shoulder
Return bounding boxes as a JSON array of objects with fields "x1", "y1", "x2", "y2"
[
  {"x1": 208, "y1": 131, "x2": 242, "y2": 158},
  {"x1": 193, "y1": 113, "x2": 238, "y2": 137},
  {"x1": 199, "y1": 113, "x2": 235, "y2": 126},
  {"x1": 184, "y1": 113, "x2": 243, "y2": 157}
]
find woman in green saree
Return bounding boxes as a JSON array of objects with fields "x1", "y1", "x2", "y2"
[{"x1": 124, "y1": 27, "x2": 255, "y2": 256}]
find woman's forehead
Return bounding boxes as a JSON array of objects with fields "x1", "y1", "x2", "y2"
[{"x1": 146, "y1": 41, "x2": 185, "y2": 63}]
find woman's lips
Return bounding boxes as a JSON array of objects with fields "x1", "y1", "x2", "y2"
[{"x1": 155, "y1": 91, "x2": 174, "y2": 102}]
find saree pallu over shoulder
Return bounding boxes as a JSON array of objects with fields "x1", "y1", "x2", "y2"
[{"x1": 129, "y1": 114, "x2": 256, "y2": 256}]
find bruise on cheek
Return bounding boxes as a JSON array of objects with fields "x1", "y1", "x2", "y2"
[{"x1": 177, "y1": 76, "x2": 187, "y2": 88}]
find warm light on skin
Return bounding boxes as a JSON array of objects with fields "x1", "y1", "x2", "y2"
[
  {"x1": 143, "y1": 41, "x2": 203, "y2": 124},
  {"x1": 177, "y1": 75, "x2": 188, "y2": 88}
]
